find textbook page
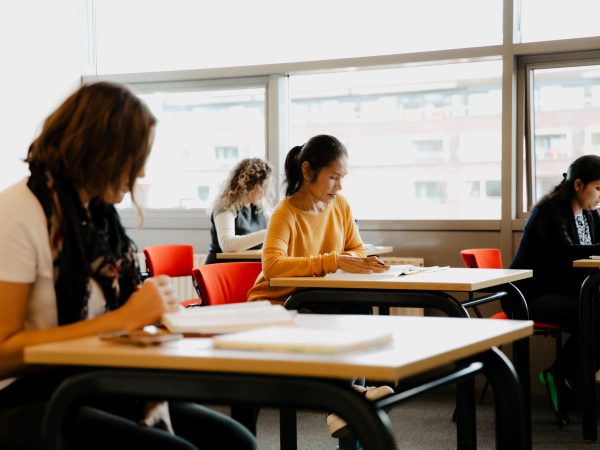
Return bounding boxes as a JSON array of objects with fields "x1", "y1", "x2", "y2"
[
  {"x1": 162, "y1": 303, "x2": 295, "y2": 334},
  {"x1": 323, "y1": 265, "x2": 450, "y2": 280}
]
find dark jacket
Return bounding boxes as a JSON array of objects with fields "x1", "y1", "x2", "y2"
[
  {"x1": 205, "y1": 204, "x2": 267, "y2": 265},
  {"x1": 509, "y1": 197, "x2": 600, "y2": 301}
]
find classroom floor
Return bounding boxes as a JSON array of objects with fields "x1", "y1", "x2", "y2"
[{"x1": 210, "y1": 383, "x2": 600, "y2": 449}]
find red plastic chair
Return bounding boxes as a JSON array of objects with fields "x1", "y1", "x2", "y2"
[
  {"x1": 460, "y1": 248, "x2": 567, "y2": 426},
  {"x1": 192, "y1": 262, "x2": 263, "y2": 306},
  {"x1": 143, "y1": 244, "x2": 201, "y2": 307}
]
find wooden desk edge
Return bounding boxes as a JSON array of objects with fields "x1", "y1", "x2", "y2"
[
  {"x1": 24, "y1": 321, "x2": 532, "y2": 383},
  {"x1": 573, "y1": 259, "x2": 600, "y2": 268},
  {"x1": 270, "y1": 269, "x2": 532, "y2": 292}
]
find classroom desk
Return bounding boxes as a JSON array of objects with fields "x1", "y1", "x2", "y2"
[
  {"x1": 216, "y1": 245, "x2": 394, "y2": 260},
  {"x1": 572, "y1": 258, "x2": 600, "y2": 441},
  {"x1": 271, "y1": 267, "x2": 533, "y2": 449},
  {"x1": 24, "y1": 314, "x2": 532, "y2": 450}
]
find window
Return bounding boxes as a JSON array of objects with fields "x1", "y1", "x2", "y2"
[
  {"x1": 415, "y1": 181, "x2": 447, "y2": 204},
  {"x1": 119, "y1": 83, "x2": 266, "y2": 210},
  {"x1": 93, "y1": 0, "x2": 502, "y2": 74},
  {"x1": 289, "y1": 60, "x2": 503, "y2": 220},
  {"x1": 518, "y1": 0, "x2": 600, "y2": 43},
  {"x1": 519, "y1": 58, "x2": 600, "y2": 210},
  {"x1": 215, "y1": 146, "x2": 239, "y2": 163},
  {"x1": 485, "y1": 180, "x2": 501, "y2": 199},
  {"x1": 466, "y1": 181, "x2": 481, "y2": 199},
  {"x1": 413, "y1": 139, "x2": 446, "y2": 163}
]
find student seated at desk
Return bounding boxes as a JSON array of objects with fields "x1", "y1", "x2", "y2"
[
  {"x1": 0, "y1": 82, "x2": 255, "y2": 450},
  {"x1": 247, "y1": 134, "x2": 393, "y2": 445},
  {"x1": 204, "y1": 158, "x2": 272, "y2": 264},
  {"x1": 510, "y1": 154, "x2": 600, "y2": 422}
]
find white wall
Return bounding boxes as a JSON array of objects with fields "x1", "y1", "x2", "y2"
[{"x1": 0, "y1": 0, "x2": 83, "y2": 190}]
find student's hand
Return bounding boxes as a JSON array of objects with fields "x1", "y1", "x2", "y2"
[
  {"x1": 116, "y1": 275, "x2": 179, "y2": 330},
  {"x1": 337, "y1": 255, "x2": 390, "y2": 273},
  {"x1": 140, "y1": 401, "x2": 174, "y2": 435}
]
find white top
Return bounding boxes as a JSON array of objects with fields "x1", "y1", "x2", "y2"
[
  {"x1": 0, "y1": 179, "x2": 106, "y2": 388},
  {"x1": 214, "y1": 210, "x2": 267, "y2": 252}
]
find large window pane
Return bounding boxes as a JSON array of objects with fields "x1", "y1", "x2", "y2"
[
  {"x1": 120, "y1": 85, "x2": 266, "y2": 210},
  {"x1": 528, "y1": 64, "x2": 600, "y2": 204},
  {"x1": 289, "y1": 61, "x2": 503, "y2": 220},
  {"x1": 94, "y1": 0, "x2": 502, "y2": 74},
  {"x1": 519, "y1": 0, "x2": 600, "y2": 42}
]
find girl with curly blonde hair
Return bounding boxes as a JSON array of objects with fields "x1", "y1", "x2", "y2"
[{"x1": 205, "y1": 158, "x2": 273, "y2": 264}]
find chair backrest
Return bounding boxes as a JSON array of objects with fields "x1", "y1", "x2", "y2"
[
  {"x1": 460, "y1": 248, "x2": 503, "y2": 269},
  {"x1": 192, "y1": 262, "x2": 263, "y2": 306},
  {"x1": 143, "y1": 244, "x2": 194, "y2": 277}
]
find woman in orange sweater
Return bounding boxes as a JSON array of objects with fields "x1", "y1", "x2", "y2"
[
  {"x1": 247, "y1": 134, "x2": 392, "y2": 447},
  {"x1": 248, "y1": 134, "x2": 388, "y2": 304}
]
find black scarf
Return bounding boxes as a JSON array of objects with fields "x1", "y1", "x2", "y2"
[{"x1": 27, "y1": 162, "x2": 140, "y2": 325}]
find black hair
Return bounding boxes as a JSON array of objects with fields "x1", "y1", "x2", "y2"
[
  {"x1": 283, "y1": 134, "x2": 348, "y2": 196},
  {"x1": 538, "y1": 154, "x2": 600, "y2": 207}
]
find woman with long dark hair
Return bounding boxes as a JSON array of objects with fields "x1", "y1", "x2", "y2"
[
  {"x1": 510, "y1": 154, "x2": 600, "y2": 422},
  {"x1": 0, "y1": 82, "x2": 255, "y2": 450}
]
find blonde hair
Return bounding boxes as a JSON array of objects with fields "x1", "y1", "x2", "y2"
[{"x1": 213, "y1": 158, "x2": 272, "y2": 214}]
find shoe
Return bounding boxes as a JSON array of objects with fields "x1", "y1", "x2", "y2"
[
  {"x1": 539, "y1": 368, "x2": 569, "y2": 427},
  {"x1": 327, "y1": 385, "x2": 395, "y2": 438}
]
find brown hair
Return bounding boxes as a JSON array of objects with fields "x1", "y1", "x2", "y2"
[{"x1": 26, "y1": 81, "x2": 156, "y2": 203}]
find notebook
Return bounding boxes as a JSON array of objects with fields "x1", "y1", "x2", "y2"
[
  {"x1": 323, "y1": 265, "x2": 449, "y2": 280},
  {"x1": 212, "y1": 325, "x2": 393, "y2": 354},
  {"x1": 162, "y1": 301, "x2": 295, "y2": 334}
]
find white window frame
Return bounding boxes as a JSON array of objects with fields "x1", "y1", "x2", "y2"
[{"x1": 516, "y1": 50, "x2": 600, "y2": 218}]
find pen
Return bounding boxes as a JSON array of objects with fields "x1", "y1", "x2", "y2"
[{"x1": 374, "y1": 256, "x2": 386, "y2": 265}]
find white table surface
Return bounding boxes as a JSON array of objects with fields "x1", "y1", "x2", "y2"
[{"x1": 25, "y1": 314, "x2": 532, "y2": 383}]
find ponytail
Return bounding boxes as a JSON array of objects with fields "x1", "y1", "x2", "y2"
[
  {"x1": 538, "y1": 154, "x2": 600, "y2": 207},
  {"x1": 284, "y1": 145, "x2": 304, "y2": 196},
  {"x1": 283, "y1": 135, "x2": 348, "y2": 197}
]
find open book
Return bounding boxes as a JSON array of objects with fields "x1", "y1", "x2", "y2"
[
  {"x1": 323, "y1": 264, "x2": 449, "y2": 280},
  {"x1": 212, "y1": 325, "x2": 393, "y2": 354},
  {"x1": 162, "y1": 301, "x2": 295, "y2": 334}
]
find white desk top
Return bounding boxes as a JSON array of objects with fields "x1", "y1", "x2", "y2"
[
  {"x1": 216, "y1": 245, "x2": 394, "y2": 260},
  {"x1": 573, "y1": 259, "x2": 600, "y2": 268},
  {"x1": 270, "y1": 267, "x2": 532, "y2": 292},
  {"x1": 25, "y1": 314, "x2": 532, "y2": 383}
]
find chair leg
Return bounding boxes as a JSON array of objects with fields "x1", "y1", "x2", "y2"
[
  {"x1": 553, "y1": 332, "x2": 569, "y2": 428},
  {"x1": 479, "y1": 379, "x2": 490, "y2": 404}
]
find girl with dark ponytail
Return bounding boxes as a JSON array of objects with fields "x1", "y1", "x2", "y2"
[
  {"x1": 248, "y1": 135, "x2": 394, "y2": 442},
  {"x1": 510, "y1": 154, "x2": 600, "y2": 422},
  {"x1": 249, "y1": 134, "x2": 387, "y2": 303}
]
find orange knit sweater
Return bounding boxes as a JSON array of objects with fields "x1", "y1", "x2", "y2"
[{"x1": 247, "y1": 194, "x2": 365, "y2": 303}]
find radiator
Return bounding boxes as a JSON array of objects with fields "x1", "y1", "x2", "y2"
[
  {"x1": 379, "y1": 256, "x2": 425, "y2": 317},
  {"x1": 381, "y1": 256, "x2": 424, "y2": 267},
  {"x1": 136, "y1": 253, "x2": 206, "y2": 301}
]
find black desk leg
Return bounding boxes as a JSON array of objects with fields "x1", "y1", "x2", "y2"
[
  {"x1": 477, "y1": 347, "x2": 530, "y2": 450},
  {"x1": 579, "y1": 271, "x2": 600, "y2": 441},
  {"x1": 456, "y1": 376, "x2": 476, "y2": 450},
  {"x1": 280, "y1": 408, "x2": 297, "y2": 450},
  {"x1": 496, "y1": 282, "x2": 532, "y2": 448},
  {"x1": 40, "y1": 370, "x2": 398, "y2": 450}
]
